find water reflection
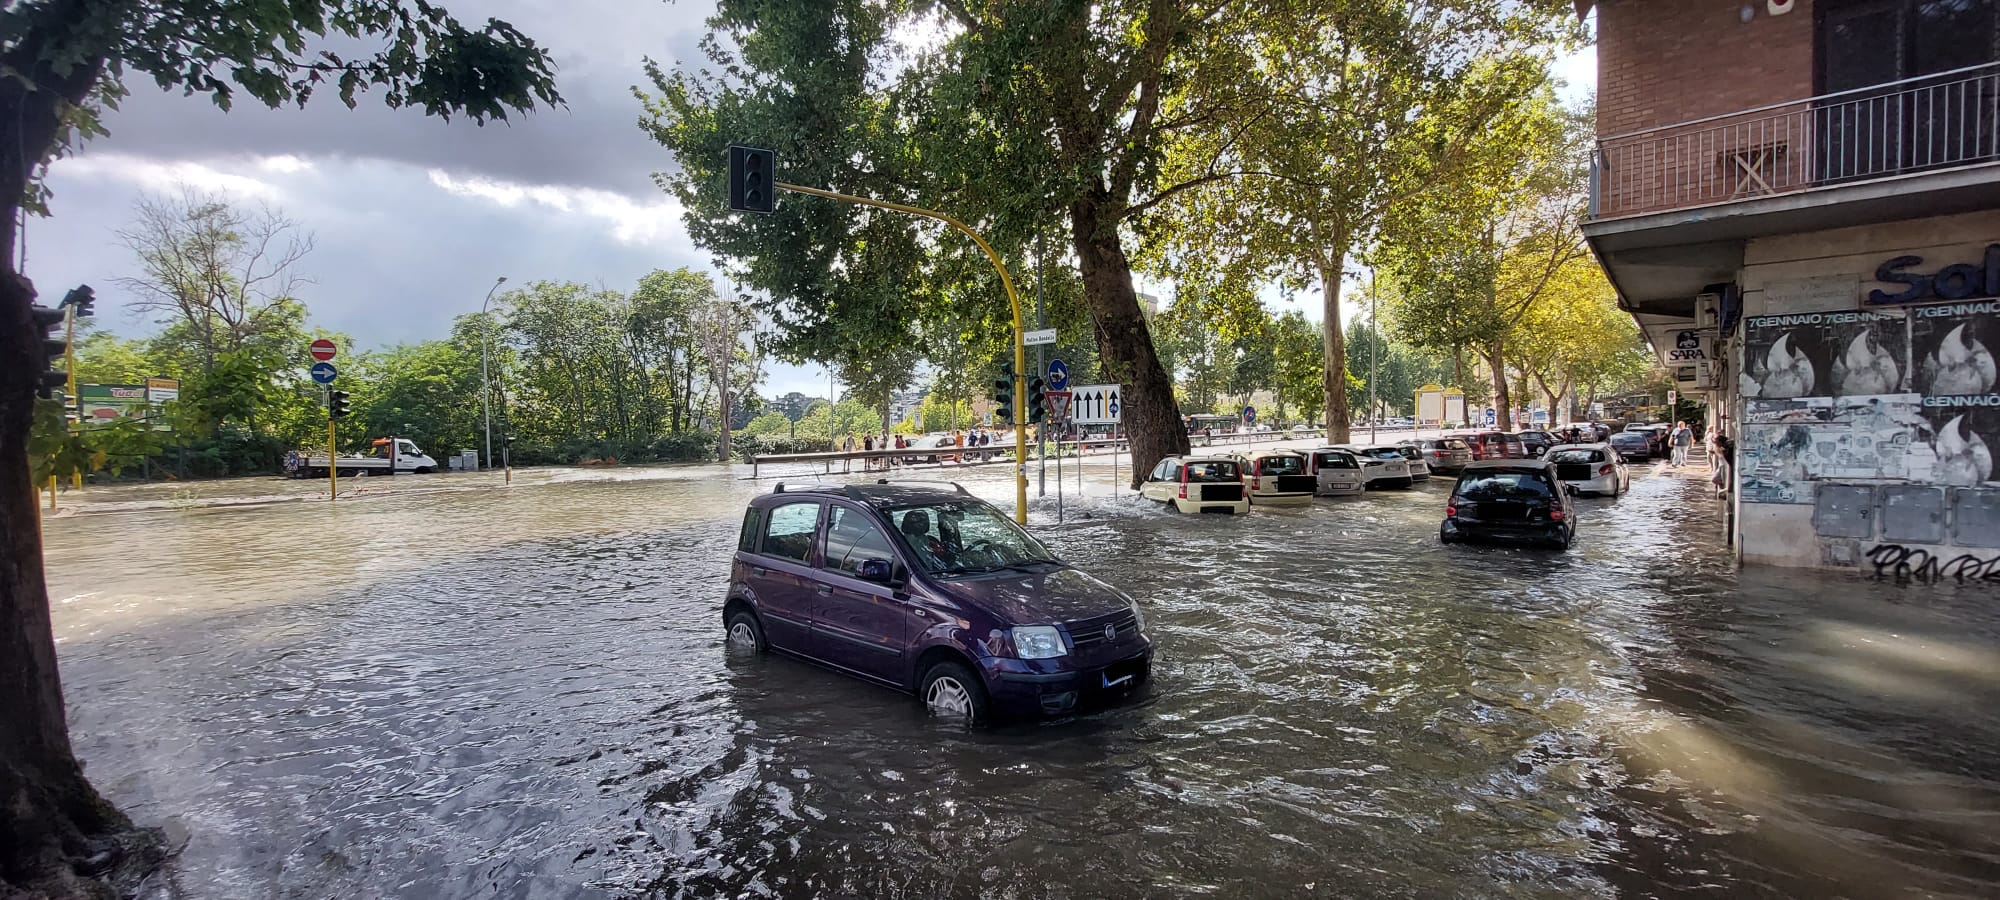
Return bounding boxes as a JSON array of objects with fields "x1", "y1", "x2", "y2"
[{"x1": 40, "y1": 461, "x2": 2000, "y2": 898}]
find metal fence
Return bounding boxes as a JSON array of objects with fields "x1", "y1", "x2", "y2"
[{"x1": 1593, "y1": 63, "x2": 2000, "y2": 219}]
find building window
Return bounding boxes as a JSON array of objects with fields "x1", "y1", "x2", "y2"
[{"x1": 1816, "y1": 0, "x2": 1999, "y2": 182}]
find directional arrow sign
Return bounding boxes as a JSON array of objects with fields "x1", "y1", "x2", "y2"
[
  {"x1": 1046, "y1": 358, "x2": 1069, "y2": 390},
  {"x1": 1071, "y1": 384, "x2": 1122, "y2": 425},
  {"x1": 310, "y1": 361, "x2": 338, "y2": 384}
]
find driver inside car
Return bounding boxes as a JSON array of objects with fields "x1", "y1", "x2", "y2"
[{"x1": 898, "y1": 509, "x2": 954, "y2": 570}]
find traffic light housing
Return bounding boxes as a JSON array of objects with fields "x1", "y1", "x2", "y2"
[
  {"x1": 328, "y1": 390, "x2": 351, "y2": 419},
  {"x1": 30, "y1": 304, "x2": 67, "y2": 399},
  {"x1": 727, "y1": 145, "x2": 776, "y2": 214},
  {"x1": 61, "y1": 285, "x2": 95, "y2": 318},
  {"x1": 990, "y1": 360, "x2": 1015, "y2": 425},
  {"x1": 1026, "y1": 376, "x2": 1047, "y2": 424}
]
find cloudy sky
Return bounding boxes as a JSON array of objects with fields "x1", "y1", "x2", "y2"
[{"x1": 26, "y1": 2, "x2": 1593, "y2": 398}]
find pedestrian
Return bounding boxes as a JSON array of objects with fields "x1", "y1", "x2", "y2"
[
  {"x1": 862, "y1": 432, "x2": 876, "y2": 470},
  {"x1": 1669, "y1": 420, "x2": 1693, "y2": 467},
  {"x1": 1710, "y1": 430, "x2": 1735, "y2": 498}
]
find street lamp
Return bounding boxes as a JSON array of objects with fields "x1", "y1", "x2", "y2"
[{"x1": 480, "y1": 276, "x2": 508, "y2": 470}]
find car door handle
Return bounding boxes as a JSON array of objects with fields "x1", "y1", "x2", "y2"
[
  {"x1": 815, "y1": 585, "x2": 833, "y2": 595},
  {"x1": 752, "y1": 565, "x2": 768, "y2": 576}
]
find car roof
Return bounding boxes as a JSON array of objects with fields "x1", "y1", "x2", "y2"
[
  {"x1": 758, "y1": 480, "x2": 977, "y2": 508},
  {"x1": 1238, "y1": 449, "x2": 1304, "y2": 458},
  {"x1": 1461, "y1": 458, "x2": 1556, "y2": 472},
  {"x1": 1168, "y1": 455, "x2": 1241, "y2": 464},
  {"x1": 1548, "y1": 442, "x2": 1611, "y2": 450}
]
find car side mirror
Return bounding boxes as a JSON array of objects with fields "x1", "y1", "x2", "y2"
[{"x1": 858, "y1": 558, "x2": 897, "y2": 583}]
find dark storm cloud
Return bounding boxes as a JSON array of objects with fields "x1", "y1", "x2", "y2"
[{"x1": 96, "y1": 0, "x2": 716, "y2": 197}]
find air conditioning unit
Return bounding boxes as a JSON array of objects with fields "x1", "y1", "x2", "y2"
[{"x1": 1695, "y1": 292, "x2": 1722, "y2": 330}]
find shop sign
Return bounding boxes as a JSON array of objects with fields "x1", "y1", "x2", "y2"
[{"x1": 1868, "y1": 244, "x2": 2000, "y2": 305}]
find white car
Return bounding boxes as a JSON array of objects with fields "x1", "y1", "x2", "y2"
[
  {"x1": 1233, "y1": 450, "x2": 1315, "y2": 506},
  {"x1": 1139, "y1": 455, "x2": 1250, "y2": 514},
  {"x1": 1546, "y1": 443, "x2": 1629, "y2": 497},
  {"x1": 1338, "y1": 446, "x2": 1415, "y2": 489},
  {"x1": 1304, "y1": 447, "x2": 1365, "y2": 496},
  {"x1": 1372, "y1": 444, "x2": 1431, "y2": 481}
]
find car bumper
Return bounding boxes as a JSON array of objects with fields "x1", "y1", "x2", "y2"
[
  {"x1": 1441, "y1": 517, "x2": 1567, "y2": 544},
  {"x1": 1173, "y1": 498, "x2": 1249, "y2": 514},
  {"x1": 1248, "y1": 491, "x2": 1314, "y2": 506},
  {"x1": 984, "y1": 648, "x2": 1154, "y2": 717},
  {"x1": 1316, "y1": 479, "x2": 1364, "y2": 495}
]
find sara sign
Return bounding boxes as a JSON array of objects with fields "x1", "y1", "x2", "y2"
[
  {"x1": 1649, "y1": 326, "x2": 1714, "y2": 368},
  {"x1": 1868, "y1": 244, "x2": 2000, "y2": 305}
]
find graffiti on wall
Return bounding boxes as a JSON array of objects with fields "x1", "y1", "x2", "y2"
[{"x1": 1865, "y1": 544, "x2": 2000, "y2": 582}]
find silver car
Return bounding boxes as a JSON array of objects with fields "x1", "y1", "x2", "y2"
[
  {"x1": 1334, "y1": 445, "x2": 1415, "y2": 489},
  {"x1": 1306, "y1": 447, "x2": 1366, "y2": 496},
  {"x1": 1546, "y1": 443, "x2": 1629, "y2": 497}
]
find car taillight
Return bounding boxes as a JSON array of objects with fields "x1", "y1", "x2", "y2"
[
  {"x1": 1446, "y1": 505, "x2": 1458, "y2": 517},
  {"x1": 1551, "y1": 509, "x2": 1566, "y2": 521},
  {"x1": 1599, "y1": 464, "x2": 1615, "y2": 476},
  {"x1": 1252, "y1": 475, "x2": 1262, "y2": 490},
  {"x1": 1178, "y1": 483, "x2": 1188, "y2": 499}
]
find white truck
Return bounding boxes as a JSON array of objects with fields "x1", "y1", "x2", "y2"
[{"x1": 285, "y1": 437, "x2": 441, "y2": 478}]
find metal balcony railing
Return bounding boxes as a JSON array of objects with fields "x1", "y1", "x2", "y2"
[{"x1": 1591, "y1": 62, "x2": 2000, "y2": 219}]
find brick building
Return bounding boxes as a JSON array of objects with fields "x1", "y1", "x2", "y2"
[{"x1": 1581, "y1": 0, "x2": 2000, "y2": 570}]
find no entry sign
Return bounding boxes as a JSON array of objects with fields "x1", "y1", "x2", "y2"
[{"x1": 309, "y1": 338, "x2": 338, "y2": 361}]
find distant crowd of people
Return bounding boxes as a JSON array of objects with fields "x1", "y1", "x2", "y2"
[{"x1": 842, "y1": 428, "x2": 1008, "y2": 471}]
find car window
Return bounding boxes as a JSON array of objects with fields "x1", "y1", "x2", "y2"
[
  {"x1": 1442, "y1": 439, "x2": 1468, "y2": 450},
  {"x1": 760, "y1": 501, "x2": 820, "y2": 562},
  {"x1": 1183, "y1": 460, "x2": 1241, "y2": 482},
  {"x1": 824, "y1": 506, "x2": 896, "y2": 575},
  {"x1": 1167, "y1": 462, "x2": 1184, "y2": 481},
  {"x1": 1362, "y1": 448, "x2": 1402, "y2": 459},
  {"x1": 1259, "y1": 455, "x2": 1305, "y2": 476},
  {"x1": 1548, "y1": 449, "x2": 1604, "y2": 464},
  {"x1": 1458, "y1": 472, "x2": 1554, "y2": 499},
  {"x1": 885, "y1": 500, "x2": 1057, "y2": 576},
  {"x1": 1150, "y1": 460, "x2": 1170, "y2": 481},
  {"x1": 1314, "y1": 451, "x2": 1358, "y2": 470},
  {"x1": 737, "y1": 508, "x2": 759, "y2": 552}
]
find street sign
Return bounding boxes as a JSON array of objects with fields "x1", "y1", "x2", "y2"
[
  {"x1": 1046, "y1": 390, "x2": 1073, "y2": 421},
  {"x1": 1070, "y1": 383, "x2": 1122, "y2": 425},
  {"x1": 1483, "y1": 406, "x2": 1496, "y2": 426},
  {"x1": 310, "y1": 362, "x2": 338, "y2": 384},
  {"x1": 1667, "y1": 390, "x2": 1679, "y2": 405},
  {"x1": 1243, "y1": 405, "x2": 1256, "y2": 424},
  {"x1": 309, "y1": 338, "x2": 337, "y2": 362},
  {"x1": 1024, "y1": 328, "x2": 1057, "y2": 346},
  {"x1": 1046, "y1": 358, "x2": 1069, "y2": 390}
]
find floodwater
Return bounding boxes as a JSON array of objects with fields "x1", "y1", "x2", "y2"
[{"x1": 41, "y1": 450, "x2": 2000, "y2": 899}]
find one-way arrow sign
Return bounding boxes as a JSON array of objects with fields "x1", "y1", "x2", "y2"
[{"x1": 1070, "y1": 383, "x2": 1122, "y2": 425}]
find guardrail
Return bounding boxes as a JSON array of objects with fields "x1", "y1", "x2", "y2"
[
  {"x1": 744, "y1": 429, "x2": 1327, "y2": 478},
  {"x1": 1593, "y1": 62, "x2": 2000, "y2": 219}
]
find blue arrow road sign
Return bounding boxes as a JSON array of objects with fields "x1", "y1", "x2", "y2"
[
  {"x1": 1046, "y1": 358, "x2": 1069, "y2": 390},
  {"x1": 311, "y1": 362, "x2": 338, "y2": 384},
  {"x1": 1243, "y1": 405, "x2": 1256, "y2": 423}
]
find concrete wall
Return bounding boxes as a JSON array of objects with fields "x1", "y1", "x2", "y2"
[
  {"x1": 1734, "y1": 209, "x2": 2000, "y2": 571},
  {"x1": 1597, "y1": 0, "x2": 1817, "y2": 137}
]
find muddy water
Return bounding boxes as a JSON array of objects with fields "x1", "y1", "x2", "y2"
[{"x1": 41, "y1": 458, "x2": 2000, "y2": 898}]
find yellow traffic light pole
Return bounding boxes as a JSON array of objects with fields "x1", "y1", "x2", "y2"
[{"x1": 774, "y1": 181, "x2": 1031, "y2": 524}]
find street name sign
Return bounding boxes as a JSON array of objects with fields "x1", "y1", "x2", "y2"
[{"x1": 1024, "y1": 328, "x2": 1057, "y2": 346}]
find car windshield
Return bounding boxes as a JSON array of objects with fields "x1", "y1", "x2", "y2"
[
  {"x1": 1394, "y1": 447, "x2": 1421, "y2": 461},
  {"x1": 884, "y1": 501, "x2": 1060, "y2": 577},
  {"x1": 1314, "y1": 450, "x2": 1358, "y2": 469},
  {"x1": 1258, "y1": 455, "x2": 1305, "y2": 476},
  {"x1": 1611, "y1": 434, "x2": 1646, "y2": 445},
  {"x1": 1548, "y1": 449, "x2": 1605, "y2": 464},
  {"x1": 1458, "y1": 471, "x2": 1554, "y2": 500},
  {"x1": 1361, "y1": 448, "x2": 1403, "y2": 459},
  {"x1": 1183, "y1": 460, "x2": 1241, "y2": 482},
  {"x1": 1439, "y1": 439, "x2": 1468, "y2": 450}
]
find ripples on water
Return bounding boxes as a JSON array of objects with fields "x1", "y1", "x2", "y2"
[{"x1": 41, "y1": 461, "x2": 2000, "y2": 898}]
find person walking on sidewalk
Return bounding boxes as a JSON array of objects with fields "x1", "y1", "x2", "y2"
[{"x1": 1669, "y1": 421, "x2": 1694, "y2": 467}]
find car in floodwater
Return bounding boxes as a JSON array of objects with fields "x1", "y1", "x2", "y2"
[
  {"x1": 1139, "y1": 455, "x2": 1250, "y2": 514},
  {"x1": 1332, "y1": 445, "x2": 1415, "y2": 489},
  {"x1": 1232, "y1": 450, "x2": 1316, "y2": 506},
  {"x1": 1440, "y1": 460, "x2": 1576, "y2": 550},
  {"x1": 1411, "y1": 437, "x2": 1474, "y2": 475},
  {"x1": 1304, "y1": 447, "x2": 1365, "y2": 496},
  {"x1": 724, "y1": 481, "x2": 1153, "y2": 724},
  {"x1": 1546, "y1": 443, "x2": 1629, "y2": 497},
  {"x1": 1608, "y1": 430, "x2": 1655, "y2": 463}
]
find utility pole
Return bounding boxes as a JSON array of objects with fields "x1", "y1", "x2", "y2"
[
  {"x1": 479, "y1": 275, "x2": 508, "y2": 470},
  {"x1": 1368, "y1": 270, "x2": 1379, "y2": 445},
  {"x1": 1035, "y1": 232, "x2": 1047, "y2": 497}
]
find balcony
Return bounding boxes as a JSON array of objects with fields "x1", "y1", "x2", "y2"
[
  {"x1": 1593, "y1": 62, "x2": 2000, "y2": 219},
  {"x1": 1584, "y1": 62, "x2": 2000, "y2": 314}
]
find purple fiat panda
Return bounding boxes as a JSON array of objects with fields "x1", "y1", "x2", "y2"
[{"x1": 724, "y1": 481, "x2": 1152, "y2": 723}]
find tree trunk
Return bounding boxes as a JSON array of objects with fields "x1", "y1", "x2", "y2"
[
  {"x1": 1485, "y1": 342, "x2": 1513, "y2": 430},
  {"x1": 1318, "y1": 262, "x2": 1351, "y2": 443},
  {"x1": 1069, "y1": 192, "x2": 1186, "y2": 487},
  {"x1": 2, "y1": 35, "x2": 160, "y2": 895}
]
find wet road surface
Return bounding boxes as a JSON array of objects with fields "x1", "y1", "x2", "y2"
[{"x1": 41, "y1": 456, "x2": 2000, "y2": 898}]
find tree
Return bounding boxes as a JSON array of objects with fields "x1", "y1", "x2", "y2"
[{"x1": 0, "y1": 4, "x2": 558, "y2": 893}]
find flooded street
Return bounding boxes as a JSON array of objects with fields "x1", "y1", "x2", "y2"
[{"x1": 41, "y1": 451, "x2": 2000, "y2": 899}]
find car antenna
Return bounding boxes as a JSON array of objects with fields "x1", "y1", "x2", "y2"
[{"x1": 774, "y1": 481, "x2": 785, "y2": 493}]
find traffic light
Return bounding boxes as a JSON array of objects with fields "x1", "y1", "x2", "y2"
[
  {"x1": 328, "y1": 390, "x2": 351, "y2": 419},
  {"x1": 727, "y1": 144, "x2": 776, "y2": 214},
  {"x1": 61, "y1": 285, "x2": 95, "y2": 318},
  {"x1": 30, "y1": 304, "x2": 67, "y2": 398},
  {"x1": 990, "y1": 360, "x2": 1015, "y2": 425},
  {"x1": 1026, "y1": 376, "x2": 1047, "y2": 424}
]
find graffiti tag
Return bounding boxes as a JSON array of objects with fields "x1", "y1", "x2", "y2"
[{"x1": 1865, "y1": 544, "x2": 2000, "y2": 582}]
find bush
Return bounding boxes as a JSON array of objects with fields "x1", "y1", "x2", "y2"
[
  {"x1": 647, "y1": 431, "x2": 722, "y2": 462},
  {"x1": 735, "y1": 434, "x2": 826, "y2": 459}
]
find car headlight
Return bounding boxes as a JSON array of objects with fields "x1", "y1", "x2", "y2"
[
  {"x1": 1012, "y1": 625, "x2": 1067, "y2": 659},
  {"x1": 1130, "y1": 602, "x2": 1146, "y2": 635}
]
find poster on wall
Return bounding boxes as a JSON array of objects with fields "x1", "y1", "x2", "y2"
[
  {"x1": 1740, "y1": 309, "x2": 1908, "y2": 399},
  {"x1": 1738, "y1": 393, "x2": 1931, "y2": 504},
  {"x1": 1911, "y1": 299, "x2": 1997, "y2": 486}
]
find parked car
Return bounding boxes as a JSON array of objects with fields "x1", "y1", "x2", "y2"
[
  {"x1": 1140, "y1": 455, "x2": 1250, "y2": 514},
  {"x1": 1558, "y1": 422, "x2": 1611, "y2": 444},
  {"x1": 1412, "y1": 437, "x2": 1474, "y2": 475},
  {"x1": 1230, "y1": 450, "x2": 1317, "y2": 506},
  {"x1": 1439, "y1": 460, "x2": 1576, "y2": 550},
  {"x1": 1333, "y1": 445, "x2": 1415, "y2": 489},
  {"x1": 1546, "y1": 443, "x2": 1629, "y2": 497},
  {"x1": 1623, "y1": 422, "x2": 1671, "y2": 456},
  {"x1": 1461, "y1": 431, "x2": 1528, "y2": 461},
  {"x1": 1289, "y1": 424, "x2": 1317, "y2": 435},
  {"x1": 725, "y1": 481, "x2": 1154, "y2": 723},
  {"x1": 1608, "y1": 431, "x2": 1654, "y2": 462},
  {"x1": 1305, "y1": 447, "x2": 1366, "y2": 495},
  {"x1": 1377, "y1": 444, "x2": 1432, "y2": 481},
  {"x1": 1514, "y1": 430, "x2": 1555, "y2": 458}
]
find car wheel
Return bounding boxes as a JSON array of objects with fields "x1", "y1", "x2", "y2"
[
  {"x1": 725, "y1": 609, "x2": 766, "y2": 654},
  {"x1": 1439, "y1": 526, "x2": 1457, "y2": 544},
  {"x1": 919, "y1": 660, "x2": 989, "y2": 724}
]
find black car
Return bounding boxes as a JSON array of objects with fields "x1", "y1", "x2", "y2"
[
  {"x1": 1514, "y1": 430, "x2": 1555, "y2": 458},
  {"x1": 1439, "y1": 460, "x2": 1576, "y2": 550},
  {"x1": 1608, "y1": 431, "x2": 1653, "y2": 462}
]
